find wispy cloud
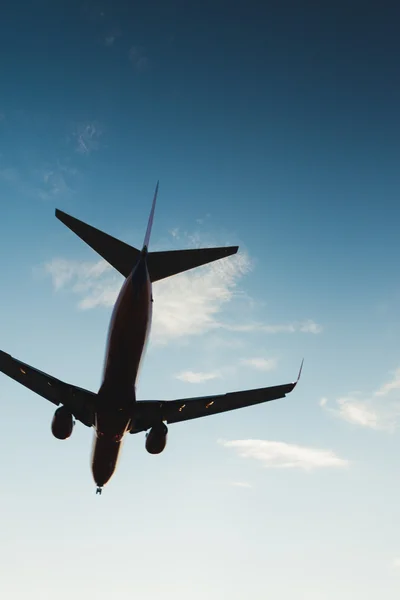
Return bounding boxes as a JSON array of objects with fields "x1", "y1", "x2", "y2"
[
  {"x1": 230, "y1": 481, "x2": 252, "y2": 489},
  {"x1": 72, "y1": 122, "x2": 103, "y2": 154},
  {"x1": 175, "y1": 370, "x2": 222, "y2": 384},
  {"x1": 43, "y1": 251, "x2": 250, "y2": 341},
  {"x1": 222, "y1": 319, "x2": 323, "y2": 335},
  {"x1": 44, "y1": 258, "x2": 117, "y2": 309},
  {"x1": 0, "y1": 161, "x2": 76, "y2": 201},
  {"x1": 392, "y1": 558, "x2": 400, "y2": 570},
  {"x1": 220, "y1": 439, "x2": 349, "y2": 471},
  {"x1": 105, "y1": 28, "x2": 121, "y2": 47},
  {"x1": 129, "y1": 46, "x2": 150, "y2": 72},
  {"x1": 36, "y1": 164, "x2": 77, "y2": 200},
  {"x1": 42, "y1": 228, "x2": 322, "y2": 344},
  {"x1": 321, "y1": 368, "x2": 400, "y2": 432},
  {"x1": 240, "y1": 357, "x2": 278, "y2": 372},
  {"x1": 374, "y1": 368, "x2": 400, "y2": 397}
]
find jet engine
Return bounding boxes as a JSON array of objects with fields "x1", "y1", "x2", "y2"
[
  {"x1": 51, "y1": 406, "x2": 74, "y2": 440},
  {"x1": 145, "y1": 423, "x2": 168, "y2": 454}
]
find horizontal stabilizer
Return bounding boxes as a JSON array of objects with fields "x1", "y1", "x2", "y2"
[
  {"x1": 56, "y1": 209, "x2": 140, "y2": 276},
  {"x1": 147, "y1": 247, "x2": 238, "y2": 282},
  {"x1": 56, "y1": 209, "x2": 239, "y2": 281}
]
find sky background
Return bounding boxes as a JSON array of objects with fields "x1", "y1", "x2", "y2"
[{"x1": 1, "y1": 1, "x2": 400, "y2": 598}]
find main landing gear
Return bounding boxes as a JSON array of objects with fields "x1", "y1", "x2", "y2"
[{"x1": 96, "y1": 486, "x2": 103, "y2": 495}]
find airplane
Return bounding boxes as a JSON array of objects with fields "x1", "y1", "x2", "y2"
[{"x1": 0, "y1": 183, "x2": 303, "y2": 494}]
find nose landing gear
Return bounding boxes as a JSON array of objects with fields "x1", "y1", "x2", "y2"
[{"x1": 96, "y1": 486, "x2": 103, "y2": 495}]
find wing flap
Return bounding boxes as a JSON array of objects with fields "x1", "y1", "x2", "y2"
[{"x1": 0, "y1": 350, "x2": 95, "y2": 427}]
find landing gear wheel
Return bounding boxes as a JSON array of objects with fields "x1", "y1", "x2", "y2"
[{"x1": 96, "y1": 486, "x2": 103, "y2": 495}]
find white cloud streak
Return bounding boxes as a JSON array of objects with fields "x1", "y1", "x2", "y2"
[
  {"x1": 220, "y1": 439, "x2": 349, "y2": 471},
  {"x1": 375, "y1": 368, "x2": 400, "y2": 397},
  {"x1": 392, "y1": 558, "x2": 400, "y2": 570},
  {"x1": 175, "y1": 370, "x2": 221, "y2": 384},
  {"x1": 321, "y1": 367, "x2": 400, "y2": 432},
  {"x1": 222, "y1": 319, "x2": 322, "y2": 335},
  {"x1": 240, "y1": 357, "x2": 278, "y2": 372},
  {"x1": 230, "y1": 481, "x2": 252, "y2": 489},
  {"x1": 43, "y1": 231, "x2": 322, "y2": 344},
  {"x1": 73, "y1": 122, "x2": 103, "y2": 154}
]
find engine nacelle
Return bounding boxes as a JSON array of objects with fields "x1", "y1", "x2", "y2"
[
  {"x1": 145, "y1": 423, "x2": 168, "y2": 454},
  {"x1": 51, "y1": 406, "x2": 74, "y2": 440}
]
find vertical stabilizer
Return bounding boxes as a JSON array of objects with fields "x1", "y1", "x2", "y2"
[{"x1": 143, "y1": 181, "x2": 159, "y2": 252}]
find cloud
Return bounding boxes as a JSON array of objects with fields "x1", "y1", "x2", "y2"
[
  {"x1": 222, "y1": 319, "x2": 323, "y2": 335},
  {"x1": 42, "y1": 228, "x2": 322, "y2": 344},
  {"x1": 392, "y1": 558, "x2": 400, "y2": 570},
  {"x1": 321, "y1": 368, "x2": 400, "y2": 431},
  {"x1": 72, "y1": 122, "x2": 103, "y2": 154},
  {"x1": 129, "y1": 46, "x2": 149, "y2": 72},
  {"x1": 105, "y1": 28, "x2": 121, "y2": 47},
  {"x1": 36, "y1": 167, "x2": 72, "y2": 200},
  {"x1": 375, "y1": 368, "x2": 400, "y2": 397},
  {"x1": 44, "y1": 258, "x2": 117, "y2": 309},
  {"x1": 151, "y1": 252, "x2": 251, "y2": 343},
  {"x1": 220, "y1": 439, "x2": 349, "y2": 470},
  {"x1": 43, "y1": 251, "x2": 251, "y2": 340},
  {"x1": 175, "y1": 370, "x2": 221, "y2": 384},
  {"x1": 230, "y1": 481, "x2": 252, "y2": 489},
  {"x1": 240, "y1": 357, "x2": 278, "y2": 372}
]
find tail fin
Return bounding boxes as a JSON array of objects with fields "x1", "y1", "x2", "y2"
[
  {"x1": 142, "y1": 181, "x2": 159, "y2": 252},
  {"x1": 55, "y1": 182, "x2": 239, "y2": 281}
]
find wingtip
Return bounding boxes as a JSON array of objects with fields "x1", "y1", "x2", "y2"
[
  {"x1": 296, "y1": 359, "x2": 304, "y2": 383},
  {"x1": 55, "y1": 208, "x2": 66, "y2": 221},
  {"x1": 290, "y1": 359, "x2": 304, "y2": 390}
]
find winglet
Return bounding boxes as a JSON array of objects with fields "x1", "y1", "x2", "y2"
[
  {"x1": 143, "y1": 181, "x2": 159, "y2": 252},
  {"x1": 293, "y1": 359, "x2": 304, "y2": 387}
]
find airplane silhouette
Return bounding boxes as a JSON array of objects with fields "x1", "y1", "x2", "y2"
[{"x1": 0, "y1": 183, "x2": 302, "y2": 493}]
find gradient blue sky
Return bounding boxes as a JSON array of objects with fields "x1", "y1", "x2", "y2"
[{"x1": 1, "y1": 1, "x2": 400, "y2": 598}]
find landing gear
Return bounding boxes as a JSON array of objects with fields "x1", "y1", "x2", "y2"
[{"x1": 96, "y1": 486, "x2": 103, "y2": 495}]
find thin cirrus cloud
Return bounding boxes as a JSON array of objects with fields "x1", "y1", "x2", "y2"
[
  {"x1": 230, "y1": 481, "x2": 252, "y2": 489},
  {"x1": 175, "y1": 370, "x2": 222, "y2": 384},
  {"x1": 392, "y1": 558, "x2": 400, "y2": 570},
  {"x1": 219, "y1": 439, "x2": 349, "y2": 471},
  {"x1": 105, "y1": 28, "x2": 122, "y2": 47},
  {"x1": 72, "y1": 122, "x2": 103, "y2": 154},
  {"x1": 320, "y1": 367, "x2": 400, "y2": 432},
  {"x1": 42, "y1": 229, "x2": 322, "y2": 345},
  {"x1": 174, "y1": 356, "x2": 278, "y2": 384},
  {"x1": 222, "y1": 320, "x2": 323, "y2": 334},
  {"x1": 240, "y1": 357, "x2": 278, "y2": 372}
]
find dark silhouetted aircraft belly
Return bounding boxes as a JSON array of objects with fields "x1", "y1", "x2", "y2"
[
  {"x1": 91, "y1": 259, "x2": 152, "y2": 487},
  {"x1": 100, "y1": 261, "x2": 152, "y2": 397}
]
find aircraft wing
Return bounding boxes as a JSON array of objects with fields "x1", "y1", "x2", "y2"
[
  {"x1": 0, "y1": 350, "x2": 95, "y2": 427},
  {"x1": 133, "y1": 362, "x2": 303, "y2": 431}
]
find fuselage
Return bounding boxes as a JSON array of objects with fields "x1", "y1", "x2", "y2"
[{"x1": 91, "y1": 253, "x2": 152, "y2": 489}]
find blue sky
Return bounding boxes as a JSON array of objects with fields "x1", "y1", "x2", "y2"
[{"x1": 1, "y1": 1, "x2": 400, "y2": 598}]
